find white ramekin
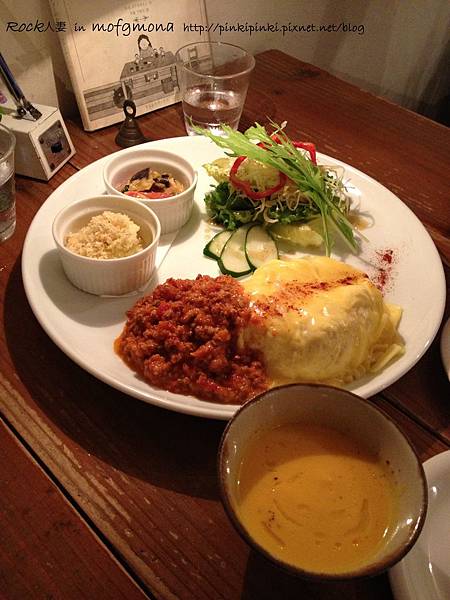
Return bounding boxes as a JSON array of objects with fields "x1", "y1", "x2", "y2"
[
  {"x1": 52, "y1": 195, "x2": 161, "y2": 296},
  {"x1": 103, "y1": 148, "x2": 197, "y2": 235}
]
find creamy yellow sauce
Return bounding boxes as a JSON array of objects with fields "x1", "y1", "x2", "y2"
[
  {"x1": 236, "y1": 423, "x2": 397, "y2": 574},
  {"x1": 241, "y1": 257, "x2": 404, "y2": 385}
]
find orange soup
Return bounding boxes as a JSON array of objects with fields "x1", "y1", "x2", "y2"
[{"x1": 236, "y1": 423, "x2": 397, "y2": 574}]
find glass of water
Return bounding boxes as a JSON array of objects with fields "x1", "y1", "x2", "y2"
[
  {"x1": 175, "y1": 42, "x2": 255, "y2": 136},
  {"x1": 0, "y1": 124, "x2": 16, "y2": 242}
]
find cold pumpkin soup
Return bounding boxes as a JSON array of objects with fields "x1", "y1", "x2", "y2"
[{"x1": 236, "y1": 423, "x2": 398, "y2": 574}]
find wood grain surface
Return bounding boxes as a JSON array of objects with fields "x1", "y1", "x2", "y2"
[
  {"x1": 0, "y1": 50, "x2": 449, "y2": 600},
  {"x1": 0, "y1": 420, "x2": 147, "y2": 599}
]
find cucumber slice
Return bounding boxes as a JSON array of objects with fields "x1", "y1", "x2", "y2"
[
  {"x1": 203, "y1": 230, "x2": 233, "y2": 259},
  {"x1": 218, "y1": 226, "x2": 253, "y2": 277},
  {"x1": 245, "y1": 225, "x2": 279, "y2": 269}
]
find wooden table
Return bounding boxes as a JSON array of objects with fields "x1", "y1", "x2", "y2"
[{"x1": 1, "y1": 50, "x2": 449, "y2": 600}]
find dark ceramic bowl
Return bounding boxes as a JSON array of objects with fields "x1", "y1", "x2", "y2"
[{"x1": 218, "y1": 384, "x2": 427, "y2": 580}]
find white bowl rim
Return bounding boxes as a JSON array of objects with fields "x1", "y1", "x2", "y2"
[{"x1": 52, "y1": 194, "x2": 161, "y2": 263}]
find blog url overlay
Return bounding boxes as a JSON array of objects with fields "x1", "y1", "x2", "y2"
[{"x1": 184, "y1": 22, "x2": 365, "y2": 36}]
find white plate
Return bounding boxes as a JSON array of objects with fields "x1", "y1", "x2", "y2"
[
  {"x1": 389, "y1": 450, "x2": 450, "y2": 600},
  {"x1": 22, "y1": 136, "x2": 446, "y2": 420}
]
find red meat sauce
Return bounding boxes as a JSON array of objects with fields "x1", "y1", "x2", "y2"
[{"x1": 115, "y1": 275, "x2": 268, "y2": 404}]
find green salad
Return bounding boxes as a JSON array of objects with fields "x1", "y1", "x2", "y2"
[{"x1": 197, "y1": 122, "x2": 359, "y2": 256}]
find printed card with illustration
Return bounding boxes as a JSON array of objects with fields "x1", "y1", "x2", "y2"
[{"x1": 49, "y1": 0, "x2": 208, "y2": 131}]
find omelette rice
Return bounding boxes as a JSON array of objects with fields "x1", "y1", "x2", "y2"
[{"x1": 241, "y1": 256, "x2": 404, "y2": 386}]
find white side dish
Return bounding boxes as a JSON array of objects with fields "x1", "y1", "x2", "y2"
[{"x1": 52, "y1": 195, "x2": 160, "y2": 296}]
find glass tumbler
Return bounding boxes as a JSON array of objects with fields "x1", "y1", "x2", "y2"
[
  {"x1": 0, "y1": 124, "x2": 16, "y2": 242},
  {"x1": 175, "y1": 42, "x2": 255, "y2": 136}
]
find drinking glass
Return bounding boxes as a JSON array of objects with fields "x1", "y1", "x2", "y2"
[
  {"x1": 175, "y1": 42, "x2": 255, "y2": 136},
  {"x1": 0, "y1": 124, "x2": 16, "y2": 242}
]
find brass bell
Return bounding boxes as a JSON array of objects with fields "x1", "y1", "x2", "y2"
[{"x1": 115, "y1": 99, "x2": 148, "y2": 148}]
